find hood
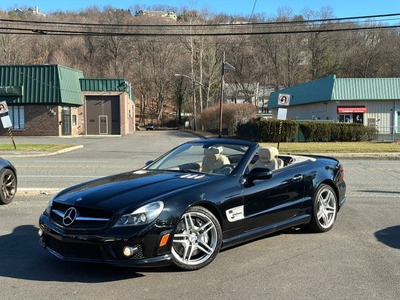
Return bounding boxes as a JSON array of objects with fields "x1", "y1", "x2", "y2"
[{"x1": 53, "y1": 170, "x2": 215, "y2": 212}]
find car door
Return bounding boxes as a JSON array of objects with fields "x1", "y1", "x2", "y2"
[{"x1": 243, "y1": 165, "x2": 305, "y2": 232}]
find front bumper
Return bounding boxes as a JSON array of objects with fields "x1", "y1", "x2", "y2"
[{"x1": 38, "y1": 214, "x2": 174, "y2": 267}]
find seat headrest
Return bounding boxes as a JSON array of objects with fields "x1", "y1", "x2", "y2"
[
  {"x1": 204, "y1": 146, "x2": 223, "y2": 159},
  {"x1": 258, "y1": 147, "x2": 279, "y2": 163}
]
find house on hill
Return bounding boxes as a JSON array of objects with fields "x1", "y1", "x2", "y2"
[
  {"x1": 13, "y1": 6, "x2": 46, "y2": 17},
  {"x1": 224, "y1": 82, "x2": 276, "y2": 113},
  {"x1": 134, "y1": 10, "x2": 177, "y2": 20}
]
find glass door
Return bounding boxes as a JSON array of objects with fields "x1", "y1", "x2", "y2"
[{"x1": 99, "y1": 115, "x2": 108, "y2": 134}]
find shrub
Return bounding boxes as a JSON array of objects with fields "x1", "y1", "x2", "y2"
[
  {"x1": 299, "y1": 122, "x2": 378, "y2": 142},
  {"x1": 199, "y1": 103, "x2": 257, "y2": 135},
  {"x1": 237, "y1": 118, "x2": 298, "y2": 142},
  {"x1": 239, "y1": 120, "x2": 378, "y2": 142},
  {"x1": 299, "y1": 122, "x2": 330, "y2": 142}
]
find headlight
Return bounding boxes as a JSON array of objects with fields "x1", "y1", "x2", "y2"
[{"x1": 115, "y1": 201, "x2": 164, "y2": 227}]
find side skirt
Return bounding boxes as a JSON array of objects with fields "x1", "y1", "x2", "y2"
[{"x1": 221, "y1": 214, "x2": 311, "y2": 250}]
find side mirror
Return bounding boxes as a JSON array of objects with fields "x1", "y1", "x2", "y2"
[
  {"x1": 245, "y1": 167, "x2": 272, "y2": 185},
  {"x1": 145, "y1": 160, "x2": 153, "y2": 166}
]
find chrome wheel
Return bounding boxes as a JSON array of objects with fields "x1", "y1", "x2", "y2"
[
  {"x1": 172, "y1": 206, "x2": 222, "y2": 271},
  {"x1": 309, "y1": 184, "x2": 337, "y2": 232},
  {"x1": 0, "y1": 169, "x2": 17, "y2": 205}
]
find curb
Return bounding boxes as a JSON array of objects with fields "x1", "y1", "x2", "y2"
[
  {"x1": 313, "y1": 153, "x2": 400, "y2": 160},
  {"x1": 18, "y1": 188, "x2": 61, "y2": 196}
]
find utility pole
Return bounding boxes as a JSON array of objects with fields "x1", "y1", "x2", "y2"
[{"x1": 219, "y1": 52, "x2": 235, "y2": 138}]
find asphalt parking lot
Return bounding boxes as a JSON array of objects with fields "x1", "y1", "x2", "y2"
[{"x1": 0, "y1": 131, "x2": 400, "y2": 300}]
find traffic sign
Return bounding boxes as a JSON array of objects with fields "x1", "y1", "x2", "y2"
[
  {"x1": 0, "y1": 101, "x2": 8, "y2": 113},
  {"x1": 278, "y1": 94, "x2": 290, "y2": 106}
]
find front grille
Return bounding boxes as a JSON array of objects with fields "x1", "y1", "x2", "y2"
[
  {"x1": 47, "y1": 235, "x2": 104, "y2": 259},
  {"x1": 50, "y1": 202, "x2": 113, "y2": 230},
  {"x1": 46, "y1": 235, "x2": 145, "y2": 261}
]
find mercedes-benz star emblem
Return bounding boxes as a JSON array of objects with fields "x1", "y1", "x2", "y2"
[{"x1": 63, "y1": 207, "x2": 78, "y2": 226}]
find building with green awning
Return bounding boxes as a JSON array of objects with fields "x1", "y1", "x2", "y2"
[
  {"x1": 269, "y1": 75, "x2": 400, "y2": 135},
  {"x1": 0, "y1": 64, "x2": 135, "y2": 136}
]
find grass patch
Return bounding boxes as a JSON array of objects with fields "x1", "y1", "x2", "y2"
[
  {"x1": 0, "y1": 139, "x2": 399, "y2": 154},
  {"x1": 0, "y1": 144, "x2": 75, "y2": 151},
  {"x1": 261, "y1": 141, "x2": 400, "y2": 153},
  {"x1": 197, "y1": 130, "x2": 400, "y2": 153}
]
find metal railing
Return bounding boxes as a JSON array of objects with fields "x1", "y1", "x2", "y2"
[{"x1": 375, "y1": 126, "x2": 400, "y2": 142}]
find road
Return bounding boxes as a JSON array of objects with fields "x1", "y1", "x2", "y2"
[
  {"x1": 1, "y1": 130, "x2": 198, "y2": 193},
  {"x1": 0, "y1": 131, "x2": 399, "y2": 300},
  {"x1": 4, "y1": 131, "x2": 400, "y2": 198}
]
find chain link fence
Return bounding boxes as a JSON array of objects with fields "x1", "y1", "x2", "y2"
[{"x1": 375, "y1": 126, "x2": 400, "y2": 142}]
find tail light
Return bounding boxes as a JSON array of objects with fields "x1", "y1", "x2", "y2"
[{"x1": 339, "y1": 164, "x2": 344, "y2": 180}]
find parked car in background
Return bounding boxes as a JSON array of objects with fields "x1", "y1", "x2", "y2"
[
  {"x1": 0, "y1": 158, "x2": 17, "y2": 205},
  {"x1": 38, "y1": 138, "x2": 346, "y2": 271},
  {"x1": 146, "y1": 123, "x2": 154, "y2": 130}
]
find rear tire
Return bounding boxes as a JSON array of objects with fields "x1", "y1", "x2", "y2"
[
  {"x1": 171, "y1": 206, "x2": 222, "y2": 271},
  {"x1": 308, "y1": 184, "x2": 337, "y2": 232}
]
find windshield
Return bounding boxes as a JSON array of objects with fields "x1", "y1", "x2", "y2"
[{"x1": 146, "y1": 141, "x2": 249, "y2": 175}]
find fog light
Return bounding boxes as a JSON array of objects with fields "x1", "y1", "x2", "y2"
[
  {"x1": 38, "y1": 229, "x2": 43, "y2": 237},
  {"x1": 123, "y1": 246, "x2": 138, "y2": 257}
]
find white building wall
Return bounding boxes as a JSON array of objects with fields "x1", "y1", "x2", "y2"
[{"x1": 271, "y1": 100, "x2": 400, "y2": 134}]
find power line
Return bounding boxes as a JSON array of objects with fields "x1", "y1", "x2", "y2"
[
  {"x1": 1, "y1": 24, "x2": 398, "y2": 37},
  {"x1": 0, "y1": 13, "x2": 399, "y2": 36},
  {"x1": 249, "y1": 0, "x2": 258, "y2": 21},
  {"x1": 1, "y1": 12, "x2": 399, "y2": 28}
]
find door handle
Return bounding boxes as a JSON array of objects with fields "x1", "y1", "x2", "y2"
[{"x1": 293, "y1": 174, "x2": 303, "y2": 181}]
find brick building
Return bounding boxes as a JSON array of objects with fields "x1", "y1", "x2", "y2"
[{"x1": 0, "y1": 65, "x2": 135, "y2": 136}]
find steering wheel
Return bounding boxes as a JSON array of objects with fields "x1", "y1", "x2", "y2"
[{"x1": 212, "y1": 164, "x2": 235, "y2": 174}]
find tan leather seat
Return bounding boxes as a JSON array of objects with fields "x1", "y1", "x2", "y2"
[
  {"x1": 202, "y1": 146, "x2": 230, "y2": 173},
  {"x1": 251, "y1": 146, "x2": 283, "y2": 170}
]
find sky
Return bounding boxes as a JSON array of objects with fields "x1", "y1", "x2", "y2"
[{"x1": 1, "y1": 0, "x2": 400, "y2": 23}]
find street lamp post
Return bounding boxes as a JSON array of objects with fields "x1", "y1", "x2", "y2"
[
  {"x1": 219, "y1": 52, "x2": 235, "y2": 138},
  {"x1": 174, "y1": 73, "x2": 201, "y2": 131}
]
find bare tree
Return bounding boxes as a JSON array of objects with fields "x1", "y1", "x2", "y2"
[
  {"x1": 1, "y1": 4, "x2": 400, "y2": 129},
  {"x1": 0, "y1": 34, "x2": 28, "y2": 64},
  {"x1": 145, "y1": 36, "x2": 181, "y2": 122}
]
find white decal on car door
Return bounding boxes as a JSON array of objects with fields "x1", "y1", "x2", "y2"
[{"x1": 226, "y1": 206, "x2": 244, "y2": 222}]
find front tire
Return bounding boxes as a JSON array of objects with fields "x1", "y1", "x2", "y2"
[
  {"x1": 308, "y1": 184, "x2": 338, "y2": 232},
  {"x1": 0, "y1": 168, "x2": 17, "y2": 205},
  {"x1": 171, "y1": 206, "x2": 222, "y2": 271}
]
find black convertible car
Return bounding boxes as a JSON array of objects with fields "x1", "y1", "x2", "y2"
[{"x1": 38, "y1": 138, "x2": 346, "y2": 271}]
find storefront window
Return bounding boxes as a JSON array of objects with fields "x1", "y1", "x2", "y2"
[
  {"x1": 338, "y1": 114, "x2": 351, "y2": 123},
  {"x1": 353, "y1": 113, "x2": 364, "y2": 124},
  {"x1": 8, "y1": 106, "x2": 25, "y2": 130}
]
